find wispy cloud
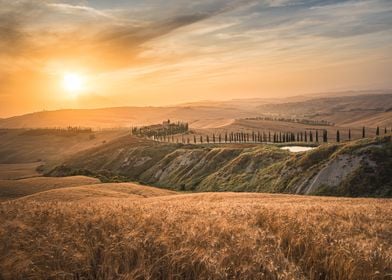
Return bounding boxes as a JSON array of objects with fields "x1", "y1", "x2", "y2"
[{"x1": 0, "y1": 0, "x2": 391, "y2": 116}]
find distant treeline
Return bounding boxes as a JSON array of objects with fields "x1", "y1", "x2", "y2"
[
  {"x1": 146, "y1": 126, "x2": 391, "y2": 144},
  {"x1": 244, "y1": 116, "x2": 334, "y2": 126},
  {"x1": 132, "y1": 120, "x2": 189, "y2": 138},
  {"x1": 153, "y1": 130, "x2": 328, "y2": 144},
  {"x1": 21, "y1": 126, "x2": 93, "y2": 137}
]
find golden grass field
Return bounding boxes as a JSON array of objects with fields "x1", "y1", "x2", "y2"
[
  {"x1": 0, "y1": 183, "x2": 391, "y2": 280},
  {"x1": 0, "y1": 162, "x2": 42, "y2": 180},
  {"x1": 0, "y1": 176, "x2": 100, "y2": 201}
]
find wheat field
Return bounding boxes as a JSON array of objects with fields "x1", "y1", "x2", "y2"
[{"x1": 0, "y1": 190, "x2": 391, "y2": 280}]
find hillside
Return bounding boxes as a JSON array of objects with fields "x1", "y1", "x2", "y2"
[
  {"x1": 0, "y1": 106, "x2": 256, "y2": 129},
  {"x1": 48, "y1": 135, "x2": 392, "y2": 197},
  {"x1": 1, "y1": 92, "x2": 391, "y2": 129},
  {"x1": 0, "y1": 176, "x2": 100, "y2": 201},
  {"x1": 1, "y1": 191, "x2": 391, "y2": 279},
  {"x1": 257, "y1": 94, "x2": 392, "y2": 127},
  {"x1": 0, "y1": 129, "x2": 128, "y2": 164},
  {"x1": 18, "y1": 182, "x2": 177, "y2": 203},
  {"x1": 0, "y1": 162, "x2": 42, "y2": 180}
]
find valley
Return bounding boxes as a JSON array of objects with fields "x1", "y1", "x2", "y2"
[{"x1": 0, "y1": 92, "x2": 391, "y2": 280}]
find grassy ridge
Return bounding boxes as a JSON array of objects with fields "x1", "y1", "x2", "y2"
[
  {"x1": 0, "y1": 193, "x2": 391, "y2": 279},
  {"x1": 0, "y1": 176, "x2": 100, "y2": 201},
  {"x1": 49, "y1": 135, "x2": 392, "y2": 197}
]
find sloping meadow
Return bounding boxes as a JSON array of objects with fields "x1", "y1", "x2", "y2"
[{"x1": 49, "y1": 136, "x2": 392, "y2": 197}]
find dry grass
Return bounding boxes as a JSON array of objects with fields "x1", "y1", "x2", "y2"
[
  {"x1": 19, "y1": 183, "x2": 177, "y2": 203},
  {"x1": 0, "y1": 192, "x2": 391, "y2": 279},
  {"x1": 0, "y1": 176, "x2": 100, "y2": 201},
  {"x1": 0, "y1": 163, "x2": 42, "y2": 180}
]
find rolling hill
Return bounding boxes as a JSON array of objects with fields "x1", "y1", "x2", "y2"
[
  {"x1": 256, "y1": 94, "x2": 392, "y2": 127},
  {"x1": 1, "y1": 190, "x2": 391, "y2": 279},
  {"x1": 0, "y1": 129, "x2": 128, "y2": 164},
  {"x1": 0, "y1": 176, "x2": 100, "y2": 201},
  {"x1": 47, "y1": 135, "x2": 392, "y2": 197},
  {"x1": 0, "y1": 91, "x2": 391, "y2": 129},
  {"x1": 0, "y1": 162, "x2": 42, "y2": 180},
  {"x1": 18, "y1": 182, "x2": 177, "y2": 203}
]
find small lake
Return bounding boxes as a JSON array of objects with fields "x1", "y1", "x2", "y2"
[{"x1": 280, "y1": 146, "x2": 315, "y2": 153}]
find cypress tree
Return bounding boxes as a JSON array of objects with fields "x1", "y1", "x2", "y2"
[
  {"x1": 268, "y1": 131, "x2": 271, "y2": 142},
  {"x1": 385, "y1": 127, "x2": 387, "y2": 134},
  {"x1": 315, "y1": 130, "x2": 319, "y2": 142},
  {"x1": 376, "y1": 126, "x2": 380, "y2": 136},
  {"x1": 309, "y1": 131, "x2": 313, "y2": 142},
  {"x1": 194, "y1": 135, "x2": 197, "y2": 144},
  {"x1": 200, "y1": 135, "x2": 203, "y2": 143},
  {"x1": 206, "y1": 135, "x2": 210, "y2": 143},
  {"x1": 362, "y1": 127, "x2": 365, "y2": 138},
  {"x1": 336, "y1": 130, "x2": 340, "y2": 142},
  {"x1": 304, "y1": 131, "x2": 307, "y2": 142},
  {"x1": 348, "y1": 129, "x2": 351, "y2": 141},
  {"x1": 212, "y1": 133, "x2": 215, "y2": 143},
  {"x1": 218, "y1": 134, "x2": 221, "y2": 143}
]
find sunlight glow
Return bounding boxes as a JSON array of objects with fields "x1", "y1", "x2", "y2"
[{"x1": 63, "y1": 73, "x2": 85, "y2": 97}]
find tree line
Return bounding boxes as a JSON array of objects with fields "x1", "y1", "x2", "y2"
[
  {"x1": 144, "y1": 126, "x2": 390, "y2": 144},
  {"x1": 244, "y1": 117, "x2": 334, "y2": 126},
  {"x1": 131, "y1": 120, "x2": 189, "y2": 138},
  {"x1": 21, "y1": 126, "x2": 93, "y2": 136}
]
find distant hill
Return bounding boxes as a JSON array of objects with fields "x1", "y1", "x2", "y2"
[
  {"x1": 256, "y1": 94, "x2": 392, "y2": 127},
  {"x1": 2, "y1": 181, "x2": 176, "y2": 202},
  {"x1": 0, "y1": 91, "x2": 390, "y2": 129},
  {"x1": 0, "y1": 129, "x2": 128, "y2": 164},
  {"x1": 0, "y1": 106, "x2": 255, "y2": 129},
  {"x1": 0, "y1": 176, "x2": 100, "y2": 201},
  {"x1": 47, "y1": 135, "x2": 392, "y2": 197}
]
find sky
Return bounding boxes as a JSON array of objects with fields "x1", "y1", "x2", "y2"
[{"x1": 0, "y1": 0, "x2": 392, "y2": 117}]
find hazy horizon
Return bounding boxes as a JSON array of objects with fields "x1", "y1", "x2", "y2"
[{"x1": 1, "y1": 88, "x2": 391, "y2": 119}]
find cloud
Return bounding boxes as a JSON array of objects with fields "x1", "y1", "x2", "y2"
[
  {"x1": 0, "y1": 0, "x2": 391, "y2": 117},
  {"x1": 0, "y1": 0, "x2": 256, "y2": 69}
]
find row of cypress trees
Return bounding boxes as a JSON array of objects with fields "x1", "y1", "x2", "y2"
[{"x1": 147, "y1": 126, "x2": 390, "y2": 144}]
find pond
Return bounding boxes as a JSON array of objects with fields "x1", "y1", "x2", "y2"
[{"x1": 280, "y1": 146, "x2": 315, "y2": 153}]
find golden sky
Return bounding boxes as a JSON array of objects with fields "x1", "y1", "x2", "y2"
[{"x1": 1, "y1": 0, "x2": 392, "y2": 117}]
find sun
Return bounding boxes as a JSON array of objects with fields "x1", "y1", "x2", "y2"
[{"x1": 62, "y1": 73, "x2": 85, "y2": 97}]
